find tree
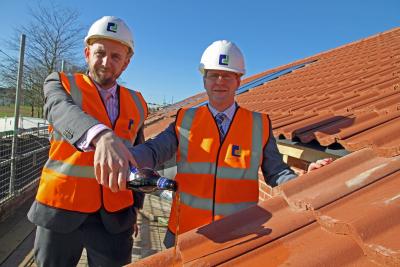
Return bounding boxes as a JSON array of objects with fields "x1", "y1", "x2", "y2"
[{"x1": 0, "y1": 2, "x2": 86, "y2": 118}]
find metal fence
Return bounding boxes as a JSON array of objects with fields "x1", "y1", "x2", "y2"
[{"x1": 0, "y1": 124, "x2": 49, "y2": 206}]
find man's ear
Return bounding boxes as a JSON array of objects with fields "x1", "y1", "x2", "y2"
[
  {"x1": 235, "y1": 74, "x2": 241, "y2": 87},
  {"x1": 121, "y1": 57, "x2": 131, "y2": 72},
  {"x1": 202, "y1": 70, "x2": 207, "y2": 86},
  {"x1": 203, "y1": 76, "x2": 207, "y2": 88},
  {"x1": 84, "y1": 46, "x2": 90, "y2": 64}
]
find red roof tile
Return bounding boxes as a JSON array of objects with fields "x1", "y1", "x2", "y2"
[
  {"x1": 129, "y1": 149, "x2": 400, "y2": 266},
  {"x1": 221, "y1": 223, "x2": 375, "y2": 266}
]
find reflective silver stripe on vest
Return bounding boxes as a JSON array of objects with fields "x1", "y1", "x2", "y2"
[
  {"x1": 66, "y1": 74, "x2": 83, "y2": 108},
  {"x1": 44, "y1": 159, "x2": 96, "y2": 179},
  {"x1": 128, "y1": 90, "x2": 145, "y2": 128},
  {"x1": 215, "y1": 201, "x2": 257, "y2": 216},
  {"x1": 177, "y1": 161, "x2": 214, "y2": 174},
  {"x1": 180, "y1": 191, "x2": 257, "y2": 216},
  {"x1": 177, "y1": 110, "x2": 263, "y2": 180},
  {"x1": 51, "y1": 130, "x2": 63, "y2": 141},
  {"x1": 52, "y1": 131, "x2": 132, "y2": 147},
  {"x1": 178, "y1": 161, "x2": 256, "y2": 180},
  {"x1": 180, "y1": 191, "x2": 212, "y2": 211},
  {"x1": 178, "y1": 108, "x2": 197, "y2": 161}
]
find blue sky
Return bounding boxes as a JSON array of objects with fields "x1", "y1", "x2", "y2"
[{"x1": 1, "y1": 0, "x2": 399, "y2": 105}]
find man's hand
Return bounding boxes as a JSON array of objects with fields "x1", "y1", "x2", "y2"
[
  {"x1": 133, "y1": 207, "x2": 139, "y2": 237},
  {"x1": 307, "y1": 158, "x2": 333, "y2": 172},
  {"x1": 92, "y1": 130, "x2": 137, "y2": 192},
  {"x1": 133, "y1": 223, "x2": 139, "y2": 238}
]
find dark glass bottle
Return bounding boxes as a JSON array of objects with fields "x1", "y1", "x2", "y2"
[{"x1": 127, "y1": 166, "x2": 177, "y2": 193}]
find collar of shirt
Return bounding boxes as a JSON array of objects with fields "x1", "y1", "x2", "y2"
[
  {"x1": 208, "y1": 102, "x2": 237, "y2": 122},
  {"x1": 89, "y1": 73, "x2": 118, "y2": 99},
  {"x1": 98, "y1": 85, "x2": 117, "y2": 100}
]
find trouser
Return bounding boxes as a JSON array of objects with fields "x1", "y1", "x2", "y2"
[
  {"x1": 163, "y1": 229, "x2": 176, "y2": 248},
  {"x1": 34, "y1": 213, "x2": 133, "y2": 267}
]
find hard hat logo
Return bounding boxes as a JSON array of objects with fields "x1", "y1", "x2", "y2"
[
  {"x1": 219, "y1": 55, "x2": 229, "y2": 66},
  {"x1": 106, "y1": 22, "x2": 118, "y2": 33}
]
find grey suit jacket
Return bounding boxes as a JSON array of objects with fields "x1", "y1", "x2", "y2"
[{"x1": 28, "y1": 72, "x2": 145, "y2": 234}]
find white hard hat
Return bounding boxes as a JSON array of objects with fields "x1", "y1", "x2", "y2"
[
  {"x1": 199, "y1": 40, "x2": 245, "y2": 75},
  {"x1": 85, "y1": 16, "x2": 134, "y2": 54}
]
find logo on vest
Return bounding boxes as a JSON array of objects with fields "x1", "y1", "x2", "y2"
[
  {"x1": 107, "y1": 22, "x2": 118, "y2": 33},
  {"x1": 128, "y1": 119, "x2": 134, "y2": 130},
  {"x1": 219, "y1": 54, "x2": 229, "y2": 66},
  {"x1": 231, "y1": 144, "x2": 241, "y2": 157}
]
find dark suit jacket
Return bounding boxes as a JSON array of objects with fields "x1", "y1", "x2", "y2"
[
  {"x1": 28, "y1": 72, "x2": 145, "y2": 234},
  {"x1": 130, "y1": 106, "x2": 297, "y2": 187}
]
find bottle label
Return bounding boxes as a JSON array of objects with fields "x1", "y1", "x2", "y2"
[
  {"x1": 128, "y1": 166, "x2": 139, "y2": 182},
  {"x1": 157, "y1": 177, "x2": 168, "y2": 189},
  {"x1": 130, "y1": 166, "x2": 139, "y2": 173}
]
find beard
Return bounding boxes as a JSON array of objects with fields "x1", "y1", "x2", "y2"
[
  {"x1": 90, "y1": 66, "x2": 120, "y2": 88},
  {"x1": 94, "y1": 75, "x2": 114, "y2": 87}
]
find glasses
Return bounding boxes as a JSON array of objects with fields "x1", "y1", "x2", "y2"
[{"x1": 205, "y1": 72, "x2": 237, "y2": 82}]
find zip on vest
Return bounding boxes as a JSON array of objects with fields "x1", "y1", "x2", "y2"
[{"x1": 211, "y1": 106, "x2": 239, "y2": 221}]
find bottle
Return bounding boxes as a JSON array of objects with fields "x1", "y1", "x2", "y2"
[{"x1": 127, "y1": 166, "x2": 177, "y2": 193}]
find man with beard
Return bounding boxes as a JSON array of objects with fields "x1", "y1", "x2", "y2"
[{"x1": 28, "y1": 16, "x2": 148, "y2": 266}]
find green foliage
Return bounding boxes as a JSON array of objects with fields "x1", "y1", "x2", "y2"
[{"x1": 0, "y1": 105, "x2": 39, "y2": 117}]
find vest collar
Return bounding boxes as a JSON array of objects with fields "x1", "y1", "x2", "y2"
[{"x1": 207, "y1": 102, "x2": 237, "y2": 121}]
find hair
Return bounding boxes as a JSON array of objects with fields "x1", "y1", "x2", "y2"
[
  {"x1": 203, "y1": 69, "x2": 242, "y2": 78},
  {"x1": 86, "y1": 37, "x2": 133, "y2": 58}
]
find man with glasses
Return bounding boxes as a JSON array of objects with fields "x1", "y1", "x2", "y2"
[{"x1": 129, "y1": 40, "x2": 332, "y2": 248}]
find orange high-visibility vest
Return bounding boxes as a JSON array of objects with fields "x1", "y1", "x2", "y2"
[
  {"x1": 36, "y1": 73, "x2": 148, "y2": 213},
  {"x1": 168, "y1": 105, "x2": 269, "y2": 234}
]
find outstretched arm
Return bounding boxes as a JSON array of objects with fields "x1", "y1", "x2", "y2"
[
  {"x1": 130, "y1": 122, "x2": 179, "y2": 169},
  {"x1": 307, "y1": 158, "x2": 333, "y2": 172},
  {"x1": 261, "y1": 126, "x2": 297, "y2": 187}
]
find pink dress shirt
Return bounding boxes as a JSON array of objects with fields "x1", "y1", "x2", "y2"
[{"x1": 76, "y1": 81, "x2": 119, "y2": 151}]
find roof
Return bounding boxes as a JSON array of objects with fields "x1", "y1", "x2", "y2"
[
  {"x1": 145, "y1": 27, "x2": 400, "y2": 157},
  {"x1": 236, "y1": 27, "x2": 400, "y2": 157},
  {"x1": 132, "y1": 149, "x2": 400, "y2": 266},
  {"x1": 144, "y1": 92, "x2": 207, "y2": 138},
  {"x1": 133, "y1": 27, "x2": 400, "y2": 266}
]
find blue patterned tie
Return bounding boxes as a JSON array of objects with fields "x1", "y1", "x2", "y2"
[{"x1": 215, "y1": 113, "x2": 226, "y2": 139}]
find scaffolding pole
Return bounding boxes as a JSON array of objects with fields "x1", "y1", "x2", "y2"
[{"x1": 10, "y1": 34, "x2": 26, "y2": 195}]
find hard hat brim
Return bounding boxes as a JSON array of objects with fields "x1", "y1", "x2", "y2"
[
  {"x1": 199, "y1": 64, "x2": 245, "y2": 76},
  {"x1": 85, "y1": 35, "x2": 134, "y2": 54}
]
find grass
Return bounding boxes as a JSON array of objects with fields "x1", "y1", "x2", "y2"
[{"x1": 0, "y1": 105, "x2": 39, "y2": 117}]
